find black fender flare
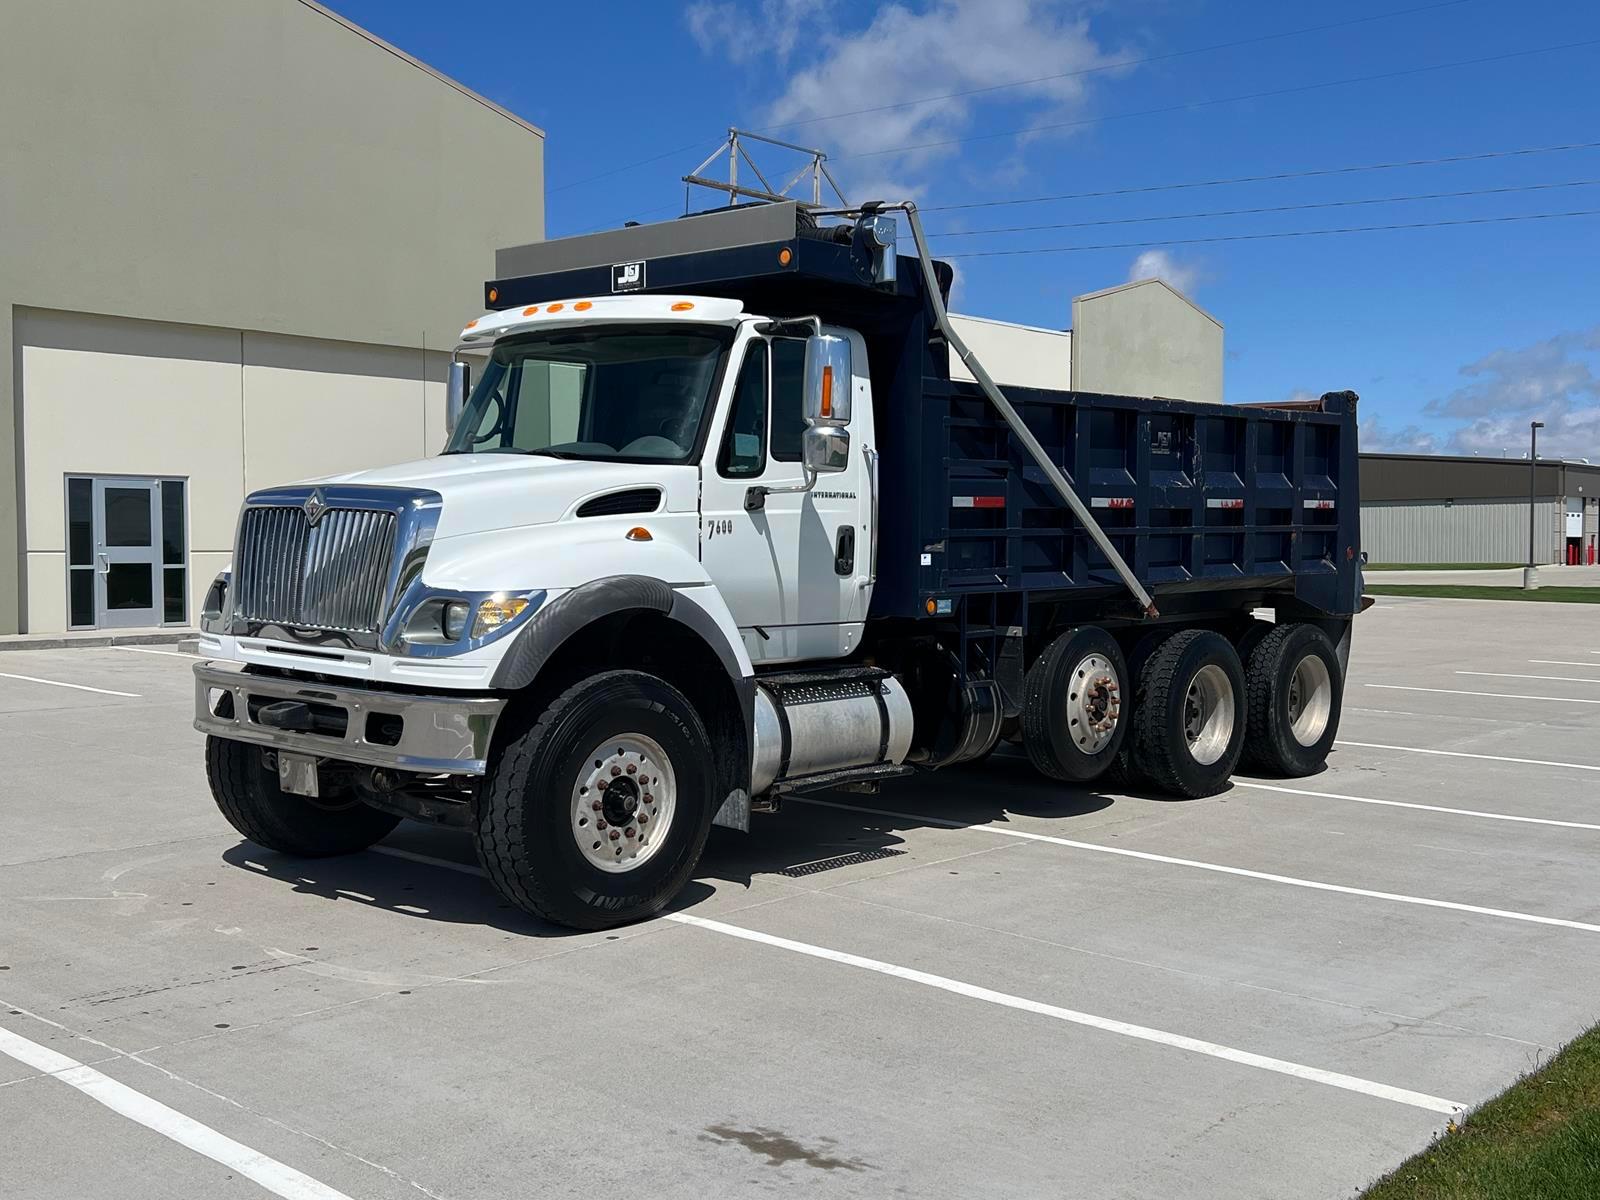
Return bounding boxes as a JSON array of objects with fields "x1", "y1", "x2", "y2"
[{"x1": 489, "y1": 576, "x2": 748, "y2": 694}]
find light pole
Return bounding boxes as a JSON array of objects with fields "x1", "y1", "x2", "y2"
[{"x1": 1525, "y1": 420, "x2": 1545, "y2": 589}]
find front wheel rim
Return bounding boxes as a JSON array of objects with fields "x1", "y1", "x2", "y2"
[
  {"x1": 1183, "y1": 664, "x2": 1236, "y2": 766},
  {"x1": 1286, "y1": 653, "x2": 1334, "y2": 747},
  {"x1": 570, "y1": 733, "x2": 677, "y2": 873}
]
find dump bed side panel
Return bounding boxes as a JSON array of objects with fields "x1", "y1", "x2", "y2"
[{"x1": 870, "y1": 371, "x2": 1361, "y2": 622}]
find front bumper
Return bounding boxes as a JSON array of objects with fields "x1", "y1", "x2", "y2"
[{"x1": 193, "y1": 662, "x2": 507, "y2": 775}]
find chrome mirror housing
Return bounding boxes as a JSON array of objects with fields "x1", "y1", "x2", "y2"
[
  {"x1": 445, "y1": 360, "x2": 471, "y2": 436},
  {"x1": 802, "y1": 334, "x2": 851, "y2": 426},
  {"x1": 803, "y1": 424, "x2": 850, "y2": 474}
]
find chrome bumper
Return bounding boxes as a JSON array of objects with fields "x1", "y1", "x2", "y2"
[{"x1": 193, "y1": 662, "x2": 506, "y2": 775}]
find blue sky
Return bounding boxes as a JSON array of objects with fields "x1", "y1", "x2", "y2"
[{"x1": 331, "y1": 0, "x2": 1600, "y2": 459}]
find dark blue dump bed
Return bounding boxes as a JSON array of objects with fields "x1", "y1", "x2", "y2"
[{"x1": 871, "y1": 376, "x2": 1362, "y2": 623}]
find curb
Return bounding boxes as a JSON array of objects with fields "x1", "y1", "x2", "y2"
[{"x1": 0, "y1": 629, "x2": 202, "y2": 653}]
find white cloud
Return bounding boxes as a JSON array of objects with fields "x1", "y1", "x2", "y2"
[
  {"x1": 690, "y1": 0, "x2": 1118, "y2": 193},
  {"x1": 686, "y1": 0, "x2": 835, "y2": 66},
  {"x1": 1426, "y1": 326, "x2": 1600, "y2": 459},
  {"x1": 1360, "y1": 414, "x2": 1441, "y2": 455},
  {"x1": 1126, "y1": 248, "x2": 1202, "y2": 296}
]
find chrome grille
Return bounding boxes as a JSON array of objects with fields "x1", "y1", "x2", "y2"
[{"x1": 233, "y1": 505, "x2": 397, "y2": 633}]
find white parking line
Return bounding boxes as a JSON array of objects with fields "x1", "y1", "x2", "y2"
[
  {"x1": 0, "y1": 1021, "x2": 353, "y2": 1200},
  {"x1": 1366, "y1": 683, "x2": 1600, "y2": 705},
  {"x1": 361, "y1": 846, "x2": 1462, "y2": 1114},
  {"x1": 1530, "y1": 659, "x2": 1600, "y2": 668},
  {"x1": 109, "y1": 645, "x2": 207, "y2": 660},
  {"x1": 794, "y1": 797, "x2": 1600, "y2": 935},
  {"x1": 1336, "y1": 740, "x2": 1600, "y2": 773},
  {"x1": 0, "y1": 671, "x2": 140, "y2": 698},
  {"x1": 666, "y1": 913, "x2": 1462, "y2": 1114},
  {"x1": 1458, "y1": 670, "x2": 1600, "y2": 685},
  {"x1": 1232, "y1": 780, "x2": 1600, "y2": 832}
]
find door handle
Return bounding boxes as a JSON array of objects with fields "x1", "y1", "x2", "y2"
[
  {"x1": 97, "y1": 551, "x2": 109, "y2": 575},
  {"x1": 835, "y1": 525, "x2": 855, "y2": 576}
]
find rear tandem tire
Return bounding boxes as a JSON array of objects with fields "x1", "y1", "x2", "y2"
[
  {"x1": 1022, "y1": 626, "x2": 1130, "y2": 783},
  {"x1": 1239, "y1": 623, "x2": 1343, "y2": 777},
  {"x1": 1125, "y1": 630, "x2": 1246, "y2": 799},
  {"x1": 205, "y1": 736, "x2": 400, "y2": 856},
  {"x1": 475, "y1": 670, "x2": 717, "y2": 931}
]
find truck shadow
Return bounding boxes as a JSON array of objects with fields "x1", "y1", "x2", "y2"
[{"x1": 218, "y1": 750, "x2": 1149, "y2": 934}]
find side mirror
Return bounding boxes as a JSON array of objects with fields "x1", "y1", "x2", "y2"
[
  {"x1": 803, "y1": 334, "x2": 852, "y2": 426},
  {"x1": 445, "y1": 360, "x2": 471, "y2": 436},
  {"x1": 803, "y1": 425, "x2": 850, "y2": 474}
]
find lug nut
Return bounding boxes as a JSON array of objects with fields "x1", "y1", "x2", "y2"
[
  {"x1": 625, "y1": 827, "x2": 636, "y2": 838},
  {"x1": 591, "y1": 800, "x2": 602, "y2": 811},
  {"x1": 643, "y1": 793, "x2": 653, "y2": 805},
  {"x1": 638, "y1": 813, "x2": 648, "y2": 825},
  {"x1": 610, "y1": 765, "x2": 622, "y2": 777},
  {"x1": 626, "y1": 763, "x2": 637, "y2": 775},
  {"x1": 609, "y1": 829, "x2": 620, "y2": 841},
  {"x1": 596, "y1": 820, "x2": 607, "y2": 830}
]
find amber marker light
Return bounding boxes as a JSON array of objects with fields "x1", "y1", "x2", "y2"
[
  {"x1": 464, "y1": 319, "x2": 478, "y2": 329},
  {"x1": 925, "y1": 598, "x2": 936, "y2": 614},
  {"x1": 625, "y1": 527, "x2": 653, "y2": 542},
  {"x1": 574, "y1": 300, "x2": 593, "y2": 311},
  {"x1": 778, "y1": 247, "x2": 793, "y2": 265},
  {"x1": 670, "y1": 301, "x2": 694, "y2": 312},
  {"x1": 820, "y1": 365, "x2": 834, "y2": 419},
  {"x1": 522, "y1": 305, "x2": 540, "y2": 316},
  {"x1": 487, "y1": 288, "x2": 499, "y2": 303}
]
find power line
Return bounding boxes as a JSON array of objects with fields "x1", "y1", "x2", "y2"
[
  {"x1": 924, "y1": 140, "x2": 1600, "y2": 212},
  {"x1": 940, "y1": 209, "x2": 1600, "y2": 258},
  {"x1": 757, "y1": 0, "x2": 1477, "y2": 133},
  {"x1": 550, "y1": 135, "x2": 725, "y2": 196},
  {"x1": 926, "y1": 179, "x2": 1600, "y2": 238},
  {"x1": 837, "y1": 37, "x2": 1600, "y2": 161}
]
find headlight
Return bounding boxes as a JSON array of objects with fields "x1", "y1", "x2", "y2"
[
  {"x1": 471, "y1": 595, "x2": 530, "y2": 638},
  {"x1": 441, "y1": 601, "x2": 471, "y2": 641}
]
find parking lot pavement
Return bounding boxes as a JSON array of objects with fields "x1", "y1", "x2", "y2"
[{"x1": 3, "y1": 602, "x2": 1599, "y2": 1200}]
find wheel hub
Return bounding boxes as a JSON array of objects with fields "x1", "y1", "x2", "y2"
[
  {"x1": 1066, "y1": 654, "x2": 1121, "y2": 753},
  {"x1": 1183, "y1": 664, "x2": 1236, "y2": 766},
  {"x1": 1287, "y1": 651, "x2": 1333, "y2": 747},
  {"x1": 571, "y1": 734, "x2": 676, "y2": 874}
]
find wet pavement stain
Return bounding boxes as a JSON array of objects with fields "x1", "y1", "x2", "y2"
[{"x1": 699, "y1": 1125, "x2": 873, "y2": 1172}]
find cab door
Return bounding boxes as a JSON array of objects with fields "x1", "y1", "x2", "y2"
[{"x1": 700, "y1": 328, "x2": 871, "y2": 665}]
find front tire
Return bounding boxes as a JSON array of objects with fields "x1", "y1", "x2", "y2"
[
  {"x1": 205, "y1": 736, "x2": 400, "y2": 856},
  {"x1": 1126, "y1": 630, "x2": 1246, "y2": 798},
  {"x1": 1239, "y1": 623, "x2": 1343, "y2": 776},
  {"x1": 476, "y1": 670, "x2": 716, "y2": 930}
]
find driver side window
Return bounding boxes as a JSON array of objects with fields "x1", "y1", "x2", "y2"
[{"x1": 718, "y1": 341, "x2": 768, "y2": 477}]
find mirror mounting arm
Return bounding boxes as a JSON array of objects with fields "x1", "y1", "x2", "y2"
[{"x1": 744, "y1": 467, "x2": 818, "y2": 512}]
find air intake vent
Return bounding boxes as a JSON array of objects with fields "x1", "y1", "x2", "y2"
[{"x1": 576, "y1": 488, "x2": 662, "y2": 518}]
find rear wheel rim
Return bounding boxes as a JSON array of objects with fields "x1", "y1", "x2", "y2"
[
  {"x1": 570, "y1": 733, "x2": 677, "y2": 874},
  {"x1": 1183, "y1": 664, "x2": 1235, "y2": 766},
  {"x1": 1065, "y1": 653, "x2": 1122, "y2": 755},
  {"x1": 1286, "y1": 652, "x2": 1333, "y2": 747}
]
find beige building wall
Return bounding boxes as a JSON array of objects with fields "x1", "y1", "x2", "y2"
[
  {"x1": 0, "y1": 0, "x2": 544, "y2": 633},
  {"x1": 17, "y1": 309, "x2": 452, "y2": 632},
  {"x1": 1071, "y1": 279, "x2": 1224, "y2": 405},
  {"x1": 948, "y1": 315, "x2": 1072, "y2": 390}
]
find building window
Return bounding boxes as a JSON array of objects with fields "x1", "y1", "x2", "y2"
[{"x1": 63, "y1": 475, "x2": 189, "y2": 630}]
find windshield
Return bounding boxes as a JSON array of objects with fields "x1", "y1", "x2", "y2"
[{"x1": 444, "y1": 325, "x2": 730, "y2": 462}]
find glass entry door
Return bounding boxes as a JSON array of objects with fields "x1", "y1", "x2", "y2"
[{"x1": 92, "y1": 478, "x2": 162, "y2": 628}]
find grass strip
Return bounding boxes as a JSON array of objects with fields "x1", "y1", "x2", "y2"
[
  {"x1": 1364, "y1": 563, "x2": 1524, "y2": 571},
  {"x1": 1362, "y1": 1025, "x2": 1600, "y2": 1199}
]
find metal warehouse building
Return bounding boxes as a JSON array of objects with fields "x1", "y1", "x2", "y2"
[
  {"x1": 1361, "y1": 453, "x2": 1600, "y2": 565},
  {"x1": 0, "y1": 0, "x2": 544, "y2": 636}
]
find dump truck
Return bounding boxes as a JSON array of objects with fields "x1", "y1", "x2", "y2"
[{"x1": 194, "y1": 199, "x2": 1363, "y2": 929}]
